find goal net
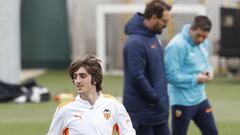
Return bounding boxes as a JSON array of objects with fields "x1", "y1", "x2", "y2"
[{"x1": 96, "y1": 4, "x2": 207, "y2": 74}]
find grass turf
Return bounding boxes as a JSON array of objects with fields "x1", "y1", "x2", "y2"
[{"x1": 0, "y1": 70, "x2": 239, "y2": 135}]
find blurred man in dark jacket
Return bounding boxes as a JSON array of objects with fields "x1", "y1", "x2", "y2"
[{"x1": 123, "y1": 0, "x2": 172, "y2": 135}]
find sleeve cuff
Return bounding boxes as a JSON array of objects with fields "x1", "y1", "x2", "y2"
[{"x1": 191, "y1": 74, "x2": 198, "y2": 86}]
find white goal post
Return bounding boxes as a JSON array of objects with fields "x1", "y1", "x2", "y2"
[{"x1": 96, "y1": 4, "x2": 207, "y2": 73}]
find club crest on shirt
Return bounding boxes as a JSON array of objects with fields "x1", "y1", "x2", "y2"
[
  {"x1": 175, "y1": 109, "x2": 182, "y2": 118},
  {"x1": 103, "y1": 109, "x2": 111, "y2": 120}
]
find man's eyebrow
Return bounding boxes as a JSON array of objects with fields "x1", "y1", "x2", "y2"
[{"x1": 74, "y1": 73, "x2": 87, "y2": 75}]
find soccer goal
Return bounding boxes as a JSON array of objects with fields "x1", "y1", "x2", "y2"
[{"x1": 96, "y1": 4, "x2": 207, "y2": 74}]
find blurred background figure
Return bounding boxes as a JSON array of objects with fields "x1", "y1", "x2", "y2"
[
  {"x1": 123, "y1": 1, "x2": 172, "y2": 135},
  {"x1": 165, "y1": 15, "x2": 218, "y2": 135}
]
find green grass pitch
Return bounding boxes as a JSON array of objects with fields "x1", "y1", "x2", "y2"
[{"x1": 0, "y1": 70, "x2": 240, "y2": 135}]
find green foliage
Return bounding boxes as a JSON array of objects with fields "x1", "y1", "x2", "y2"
[{"x1": 0, "y1": 70, "x2": 240, "y2": 135}]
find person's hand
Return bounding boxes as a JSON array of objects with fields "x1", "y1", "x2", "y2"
[
  {"x1": 197, "y1": 73, "x2": 209, "y2": 83},
  {"x1": 203, "y1": 71, "x2": 214, "y2": 81}
]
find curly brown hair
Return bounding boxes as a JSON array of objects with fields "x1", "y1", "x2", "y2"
[{"x1": 68, "y1": 55, "x2": 103, "y2": 92}]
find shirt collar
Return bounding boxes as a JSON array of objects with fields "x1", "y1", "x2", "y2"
[{"x1": 75, "y1": 92, "x2": 103, "y2": 106}]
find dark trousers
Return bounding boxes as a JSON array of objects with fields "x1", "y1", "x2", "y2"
[
  {"x1": 171, "y1": 100, "x2": 218, "y2": 135},
  {"x1": 136, "y1": 123, "x2": 170, "y2": 135}
]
